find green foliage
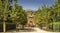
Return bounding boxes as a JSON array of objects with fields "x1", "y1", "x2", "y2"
[
  {"x1": 34, "y1": 0, "x2": 60, "y2": 31},
  {"x1": 0, "y1": 0, "x2": 27, "y2": 31},
  {"x1": 0, "y1": 23, "x2": 16, "y2": 32},
  {"x1": 10, "y1": 5, "x2": 27, "y2": 25},
  {"x1": 34, "y1": 5, "x2": 48, "y2": 26},
  {"x1": 47, "y1": 22, "x2": 60, "y2": 32}
]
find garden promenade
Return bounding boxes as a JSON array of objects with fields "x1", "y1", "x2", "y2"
[{"x1": 0, "y1": 27, "x2": 60, "y2": 33}]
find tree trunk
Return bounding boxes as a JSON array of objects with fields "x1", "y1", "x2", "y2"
[
  {"x1": 3, "y1": 21, "x2": 6, "y2": 33},
  {"x1": 16, "y1": 23, "x2": 19, "y2": 32},
  {"x1": 22, "y1": 25, "x2": 24, "y2": 29}
]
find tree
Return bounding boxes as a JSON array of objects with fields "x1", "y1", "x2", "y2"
[
  {"x1": 15, "y1": 6, "x2": 27, "y2": 29},
  {"x1": 0, "y1": 0, "x2": 18, "y2": 33},
  {"x1": 10, "y1": 3, "x2": 27, "y2": 29},
  {"x1": 35, "y1": 5, "x2": 48, "y2": 27}
]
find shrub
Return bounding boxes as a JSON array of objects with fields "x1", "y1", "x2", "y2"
[
  {"x1": 0, "y1": 23, "x2": 16, "y2": 32},
  {"x1": 0, "y1": 24, "x2": 3, "y2": 32},
  {"x1": 6, "y1": 23, "x2": 16, "y2": 31},
  {"x1": 47, "y1": 22, "x2": 60, "y2": 32}
]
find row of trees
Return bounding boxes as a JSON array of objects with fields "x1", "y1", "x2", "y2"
[
  {"x1": 0, "y1": 0, "x2": 27, "y2": 32},
  {"x1": 34, "y1": 0, "x2": 60, "y2": 31}
]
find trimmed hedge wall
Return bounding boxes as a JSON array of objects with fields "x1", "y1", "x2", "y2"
[
  {"x1": 0, "y1": 23, "x2": 16, "y2": 32},
  {"x1": 47, "y1": 22, "x2": 60, "y2": 32},
  {"x1": 0, "y1": 24, "x2": 3, "y2": 32}
]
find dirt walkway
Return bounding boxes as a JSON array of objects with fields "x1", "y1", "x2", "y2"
[{"x1": 0, "y1": 27, "x2": 60, "y2": 33}]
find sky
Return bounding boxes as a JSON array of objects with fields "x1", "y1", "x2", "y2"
[{"x1": 17, "y1": 0, "x2": 56, "y2": 11}]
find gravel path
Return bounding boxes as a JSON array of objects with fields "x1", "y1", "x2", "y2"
[{"x1": 0, "y1": 27, "x2": 60, "y2": 33}]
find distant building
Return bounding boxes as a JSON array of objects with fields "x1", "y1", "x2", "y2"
[
  {"x1": 27, "y1": 11, "x2": 35, "y2": 27},
  {"x1": 16, "y1": 10, "x2": 35, "y2": 28}
]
